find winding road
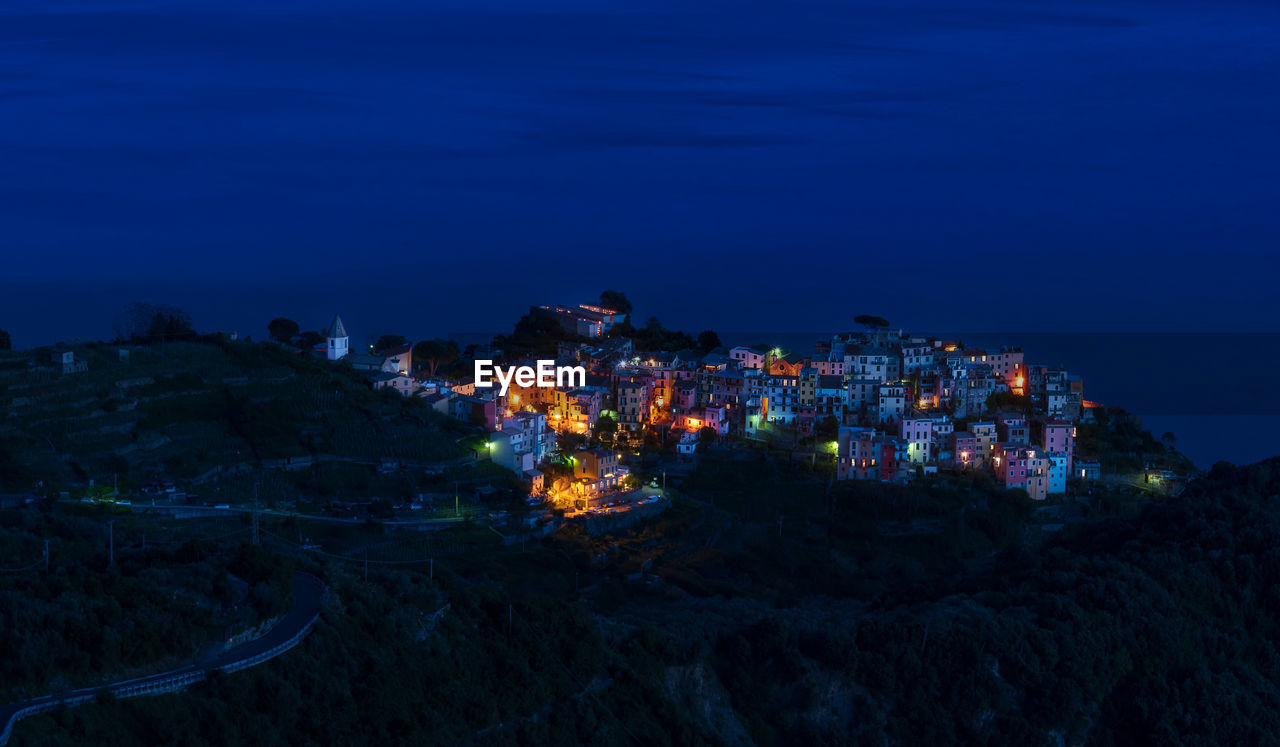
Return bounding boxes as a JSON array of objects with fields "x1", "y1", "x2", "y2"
[{"x1": 0, "y1": 571, "x2": 325, "y2": 745}]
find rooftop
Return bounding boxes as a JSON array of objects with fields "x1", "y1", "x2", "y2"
[{"x1": 325, "y1": 314, "x2": 347, "y2": 339}]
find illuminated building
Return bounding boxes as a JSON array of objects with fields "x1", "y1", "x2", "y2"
[
  {"x1": 994, "y1": 443, "x2": 1051, "y2": 500},
  {"x1": 616, "y1": 378, "x2": 653, "y2": 432},
  {"x1": 572, "y1": 448, "x2": 621, "y2": 494},
  {"x1": 536, "y1": 303, "x2": 622, "y2": 338},
  {"x1": 952, "y1": 432, "x2": 978, "y2": 468},
  {"x1": 967, "y1": 422, "x2": 998, "y2": 463},
  {"x1": 900, "y1": 412, "x2": 936, "y2": 464}
]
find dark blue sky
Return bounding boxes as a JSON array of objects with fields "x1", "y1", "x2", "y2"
[{"x1": 1, "y1": 0, "x2": 1278, "y2": 348}]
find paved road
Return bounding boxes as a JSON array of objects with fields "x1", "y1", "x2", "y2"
[{"x1": 0, "y1": 571, "x2": 325, "y2": 745}]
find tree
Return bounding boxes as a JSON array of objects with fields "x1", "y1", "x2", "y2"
[
  {"x1": 987, "y1": 391, "x2": 1031, "y2": 414},
  {"x1": 0, "y1": 328, "x2": 10, "y2": 351},
  {"x1": 375, "y1": 334, "x2": 409, "y2": 352},
  {"x1": 558, "y1": 430, "x2": 587, "y2": 454},
  {"x1": 148, "y1": 311, "x2": 193, "y2": 342},
  {"x1": 267, "y1": 317, "x2": 300, "y2": 343},
  {"x1": 499, "y1": 309, "x2": 572, "y2": 357},
  {"x1": 412, "y1": 339, "x2": 459, "y2": 377},
  {"x1": 594, "y1": 414, "x2": 618, "y2": 445},
  {"x1": 607, "y1": 318, "x2": 636, "y2": 339},
  {"x1": 854, "y1": 314, "x2": 890, "y2": 330},
  {"x1": 1161, "y1": 432, "x2": 1177, "y2": 450},
  {"x1": 467, "y1": 402, "x2": 489, "y2": 428},
  {"x1": 696, "y1": 330, "x2": 722, "y2": 354},
  {"x1": 599, "y1": 290, "x2": 633, "y2": 315},
  {"x1": 815, "y1": 415, "x2": 839, "y2": 442},
  {"x1": 115, "y1": 303, "x2": 193, "y2": 343},
  {"x1": 632, "y1": 316, "x2": 696, "y2": 352},
  {"x1": 297, "y1": 331, "x2": 324, "y2": 350},
  {"x1": 699, "y1": 426, "x2": 718, "y2": 446}
]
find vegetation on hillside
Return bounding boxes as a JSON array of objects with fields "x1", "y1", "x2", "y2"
[
  {"x1": 14, "y1": 454, "x2": 1280, "y2": 744},
  {"x1": 1077, "y1": 407, "x2": 1196, "y2": 473},
  {"x1": 0, "y1": 506, "x2": 289, "y2": 704},
  {"x1": 0, "y1": 339, "x2": 467, "y2": 496}
]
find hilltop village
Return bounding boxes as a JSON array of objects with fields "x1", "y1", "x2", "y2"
[{"x1": 303, "y1": 300, "x2": 1128, "y2": 509}]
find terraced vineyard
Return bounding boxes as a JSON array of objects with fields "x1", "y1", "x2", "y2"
[{"x1": 0, "y1": 340, "x2": 470, "y2": 496}]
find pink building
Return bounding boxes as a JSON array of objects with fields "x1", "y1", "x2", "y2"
[
  {"x1": 729, "y1": 345, "x2": 771, "y2": 370},
  {"x1": 987, "y1": 348, "x2": 1025, "y2": 391},
  {"x1": 813, "y1": 357, "x2": 849, "y2": 377},
  {"x1": 1040, "y1": 420, "x2": 1076, "y2": 471},
  {"x1": 994, "y1": 444, "x2": 1051, "y2": 500},
  {"x1": 672, "y1": 380, "x2": 698, "y2": 413},
  {"x1": 952, "y1": 432, "x2": 978, "y2": 468}
]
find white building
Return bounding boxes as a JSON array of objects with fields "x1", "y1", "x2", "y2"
[
  {"x1": 900, "y1": 412, "x2": 934, "y2": 464},
  {"x1": 325, "y1": 315, "x2": 349, "y2": 360},
  {"x1": 493, "y1": 411, "x2": 553, "y2": 472},
  {"x1": 900, "y1": 341, "x2": 935, "y2": 375},
  {"x1": 853, "y1": 350, "x2": 891, "y2": 382},
  {"x1": 370, "y1": 371, "x2": 416, "y2": 395},
  {"x1": 878, "y1": 383, "x2": 905, "y2": 425},
  {"x1": 677, "y1": 430, "x2": 699, "y2": 456}
]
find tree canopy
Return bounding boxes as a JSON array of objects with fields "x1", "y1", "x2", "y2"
[
  {"x1": 631, "y1": 316, "x2": 696, "y2": 353},
  {"x1": 497, "y1": 310, "x2": 573, "y2": 357},
  {"x1": 413, "y1": 339, "x2": 459, "y2": 377},
  {"x1": 296, "y1": 330, "x2": 324, "y2": 350},
  {"x1": 598, "y1": 290, "x2": 633, "y2": 315},
  {"x1": 375, "y1": 334, "x2": 410, "y2": 352},
  {"x1": 594, "y1": 414, "x2": 618, "y2": 445},
  {"x1": 267, "y1": 317, "x2": 299, "y2": 343},
  {"x1": 854, "y1": 314, "x2": 890, "y2": 329},
  {"x1": 696, "y1": 330, "x2": 722, "y2": 354},
  {"x1": 814, "y1": 415, "x2": 839, "y2": 441},
  {"x1": 115, "y1": 303, "x2": 194, "y2": 343},
  {"x1": 0, "y1": 328, "x2": 10, "y2": 351}
]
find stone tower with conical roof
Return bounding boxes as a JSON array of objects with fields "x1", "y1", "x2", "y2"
[{"x1": 324, "y1": 314, "x2": 349, "y2": 360}]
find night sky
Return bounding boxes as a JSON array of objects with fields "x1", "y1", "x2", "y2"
[{"x1": 2, "y1": 0, "x2": 1279, "y2": 348}]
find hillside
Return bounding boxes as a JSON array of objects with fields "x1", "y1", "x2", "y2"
[
  {"x1": 0, "y1": 505, "x2": 294, "y2": 706},
  {"x1": 11, "y1": 456, "x2": 1280, "y2": 745},
  {"x1": 0, "y1": 340, "x2": 469, "y2": 498}
]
